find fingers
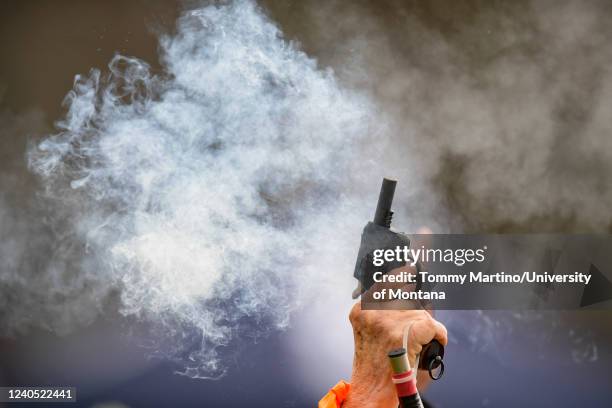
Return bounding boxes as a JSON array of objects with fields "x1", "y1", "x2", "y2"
[
  {"x1": 348, "y1": 300, "x2": 448, "y2": 378},
  {"x1": 408, "y1": 315, "x2": 441, "y2": 348},
  {"x1": 348, "y1": 301, "x2": 448, "y2": 350},
  {"x1": 434, "y1": 319, "x2": 448, "y2": 346},
  {"x1": 404, "y1": 313, "x2": 448, "y2": 367}
]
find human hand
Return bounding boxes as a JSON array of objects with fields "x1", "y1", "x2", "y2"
[{"x1": 343, "y1": 298, "x2": 447, "y2": 408}]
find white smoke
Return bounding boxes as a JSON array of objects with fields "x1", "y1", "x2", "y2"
[{"x1": 18, "y1": 0, "x2": 376, "y2": 378}]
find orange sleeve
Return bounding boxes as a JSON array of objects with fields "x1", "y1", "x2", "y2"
[{"x1": 318, "y1": 381, "x2": 351, "y2": 408}]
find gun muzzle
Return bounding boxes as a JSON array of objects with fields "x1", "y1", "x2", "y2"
[{"x1": 373, "y1": 178, "x2": 396, "y2": 228}]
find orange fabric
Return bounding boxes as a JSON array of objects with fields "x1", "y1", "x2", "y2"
[{"x1": 318, "y1": 380, "x2": 351, "y2": 408}]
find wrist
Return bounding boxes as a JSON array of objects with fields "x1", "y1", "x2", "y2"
[
  {"x1": 343, "y1": 377, "x2": 397, "y2": 407},
  {"x1": 343, "y1": 357, "x2": 398, "y2": 408}
]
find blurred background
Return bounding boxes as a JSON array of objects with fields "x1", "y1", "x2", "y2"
[{"x1": 0, "y1": 1, "x2": 611, "y2": 407}]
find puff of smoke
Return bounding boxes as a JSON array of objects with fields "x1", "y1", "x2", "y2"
[{"x1": 24, "y1": 0, "x2": 375, "y2": 378}]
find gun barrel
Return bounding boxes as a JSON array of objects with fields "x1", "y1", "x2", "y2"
[{"x1": 373, "y1": 178, "x2": 396, "y2": 228}]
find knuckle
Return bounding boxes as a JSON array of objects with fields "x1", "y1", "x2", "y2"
[
  {"x1": 348, "y1": 303, "x2": 362, "y2": 325},
  {"x1": 418, "y1": 309, "x2": 432, "y2": 322}
]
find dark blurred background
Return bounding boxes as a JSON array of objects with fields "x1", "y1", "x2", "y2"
[{"x1": 0, "y1": 1, "x2": 611, "y2": 407}]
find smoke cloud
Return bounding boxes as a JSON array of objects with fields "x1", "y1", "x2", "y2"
[{"x1": 6, "y1": 0, "x2": 377, "y2": 378}]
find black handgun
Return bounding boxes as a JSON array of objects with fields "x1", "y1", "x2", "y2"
[{"x1": 352, "y1": 178, "x2": 445, "y2": 380}]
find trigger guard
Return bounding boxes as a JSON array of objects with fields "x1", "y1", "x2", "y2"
[{"x1": 428, "y1": 356, "x2": 444, "y2": 380}]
